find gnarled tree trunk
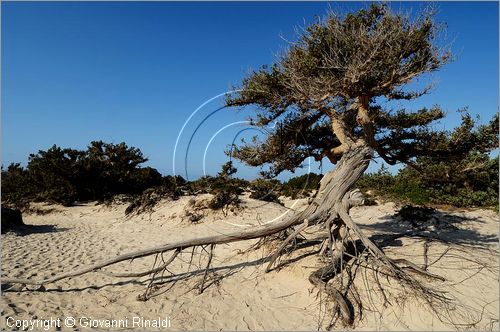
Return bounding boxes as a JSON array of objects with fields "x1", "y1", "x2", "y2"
[{"x1": 2, "y1": 141, "x2": 444, "y2": 326}]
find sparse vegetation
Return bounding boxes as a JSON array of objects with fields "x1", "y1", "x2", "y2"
[
  {"x1": 3, "y1": 143, "x2": 498, "y2": 215},
  {"x1": 357, "y1": 154, "x2": 499, "y2": 208},
  {"x1": 206, "y1": 162, "x2": 244, "y2": 212},
  {"x1": 280, "y1": 173, "x2": 322, "y2": 199},
  {"x1": 249, "y1": 179, "x2": 282, "y2": 204}
]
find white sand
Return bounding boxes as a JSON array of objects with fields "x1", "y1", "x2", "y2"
[{"x1": 1, "y1": 196, "x2": 498, "y2": 330}]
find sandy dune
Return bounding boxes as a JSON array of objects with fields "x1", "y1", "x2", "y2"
[{"x1": 1, "y1": 196, "x2": 498, "y2": 330}]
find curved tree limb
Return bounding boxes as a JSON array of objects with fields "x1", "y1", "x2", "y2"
[{"x1": 2, "y1": 207, "x2": 318, "y2": 286}]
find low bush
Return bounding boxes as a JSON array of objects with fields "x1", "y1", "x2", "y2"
[
  {"x1": 208, "y1": 191, "x2": 240, "y2": 210},
  {"x1": 187, "y1": 162, "x2": 246, "y2": 212},
  {"x1": 125, "y1": 185, "x2": 180, "y2": 216},
  {"x1": 249, "y1": 179, "x2": 282, "y2": 204},
  {"x1": 3, "y1": 141, "x2": 496, "y2": 211},
  {"x1": 1, "y1": 141, "x2": 166, "y2": 207},
  {"x1": 391, "y1": 177, "x2": 431, "y2": 205},
  {"x1": 281, "y1": 173, "x2": 322, "y2": 199},
  {"x1": 1, "y1": 163, "x2": 35, "y2": 210},
  {"x1": 357, "y1": 165, "x2": 396, "y2": 196},
  {"x1": 356, "y1": 154, "x2": 498, "y2": 208}
]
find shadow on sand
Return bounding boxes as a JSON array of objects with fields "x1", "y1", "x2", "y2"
[
  {"x1": 3, "y1": 210, "x2": 496, "y2": 295},
  {"x1": 3, "y1": 224, "x2": 69, "y2": 236},
  {"x1": 362, "y1": 209, "x2": 498, "y2": 248},
  {"x1": 3, "y1": 239, "x2": 322, "y2": 295}
]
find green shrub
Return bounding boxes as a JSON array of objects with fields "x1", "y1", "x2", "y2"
[
  {"x1": 395, "y1": 154, "x2": 498, "y2": 208},
  {"x1": 2, "y1": 141, "x2": 164, "y2": 206},
  {"x1": 124, "y1": 184, "x2": 182, "y2": 215},
  {"x1": 357, "y1": 165, "x2": 395, "y2": 195},
  {"x1": 1, "y1": 163, "x2": 34, "y2": 209},
  {"x1": 249, "y1": 179, "x2": 282, "y2": 204},
  {"x1": 429, "y1": 188, "x2": 496, "y2": 207},
  {"x1": 356, "y1": 155, "x2": 498, "y2": 208},
  {"x1": 392, "y1": 176, "x2": 431, "y2": 205},
  {"x1": 281, "y1": 173, "x2": 322, "y2": 198},
  {"x1": 208, "y1": 190, "x2": 240, "y2": 210},
  {"x1": 1, "y1": 206, "x2": 24, "y2": 233},
  {"x1": 197, "y1": 162, "x2": 247, "y2": 212}
]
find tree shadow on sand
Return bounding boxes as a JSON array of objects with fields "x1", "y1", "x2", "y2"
[
  {"x1": 2, "y1": 240, "x2": 322, "y2": 295},
  {"x1": 3, "y1": 224, "x2": 69, "y2": 236},
  {"x1": 361, "y1": 209, "x2": 498, "y2": 248},
  {"x1": 3, "y1": 213, "x2": 496, "y2": 299}
]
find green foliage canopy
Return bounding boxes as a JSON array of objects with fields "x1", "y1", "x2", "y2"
[{"x1": 226, "y1": 3, "x2": 497, "y2": 180}]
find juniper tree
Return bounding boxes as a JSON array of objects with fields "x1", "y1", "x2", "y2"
[
  {"x1": 5, "y1": 4, "x2": 498, "y2": 327},
  {"x1": 223, "y1": 4, "x2": 496, "y2": 314}
]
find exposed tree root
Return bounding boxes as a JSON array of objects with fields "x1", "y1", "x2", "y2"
[
  {"x1": 99, "y1": 249, "x2": 180, "y2": 279},
  {"x1": 266, "y1": 219, "x2": 309, "y2": 272},
  {"x1": 2, "y1": 144, "x2": 475, "y2": 328},
  {"x1": 199, "y1": 244, "x2": 215, "y2": 294},
  {"x1": 1, "y1": 211, "x2": 309, "y2": 286}
]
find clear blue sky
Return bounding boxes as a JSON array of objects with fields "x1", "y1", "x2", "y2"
[{"x1": 2, "y1": 1, "x2": 498, "y2": 180}]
